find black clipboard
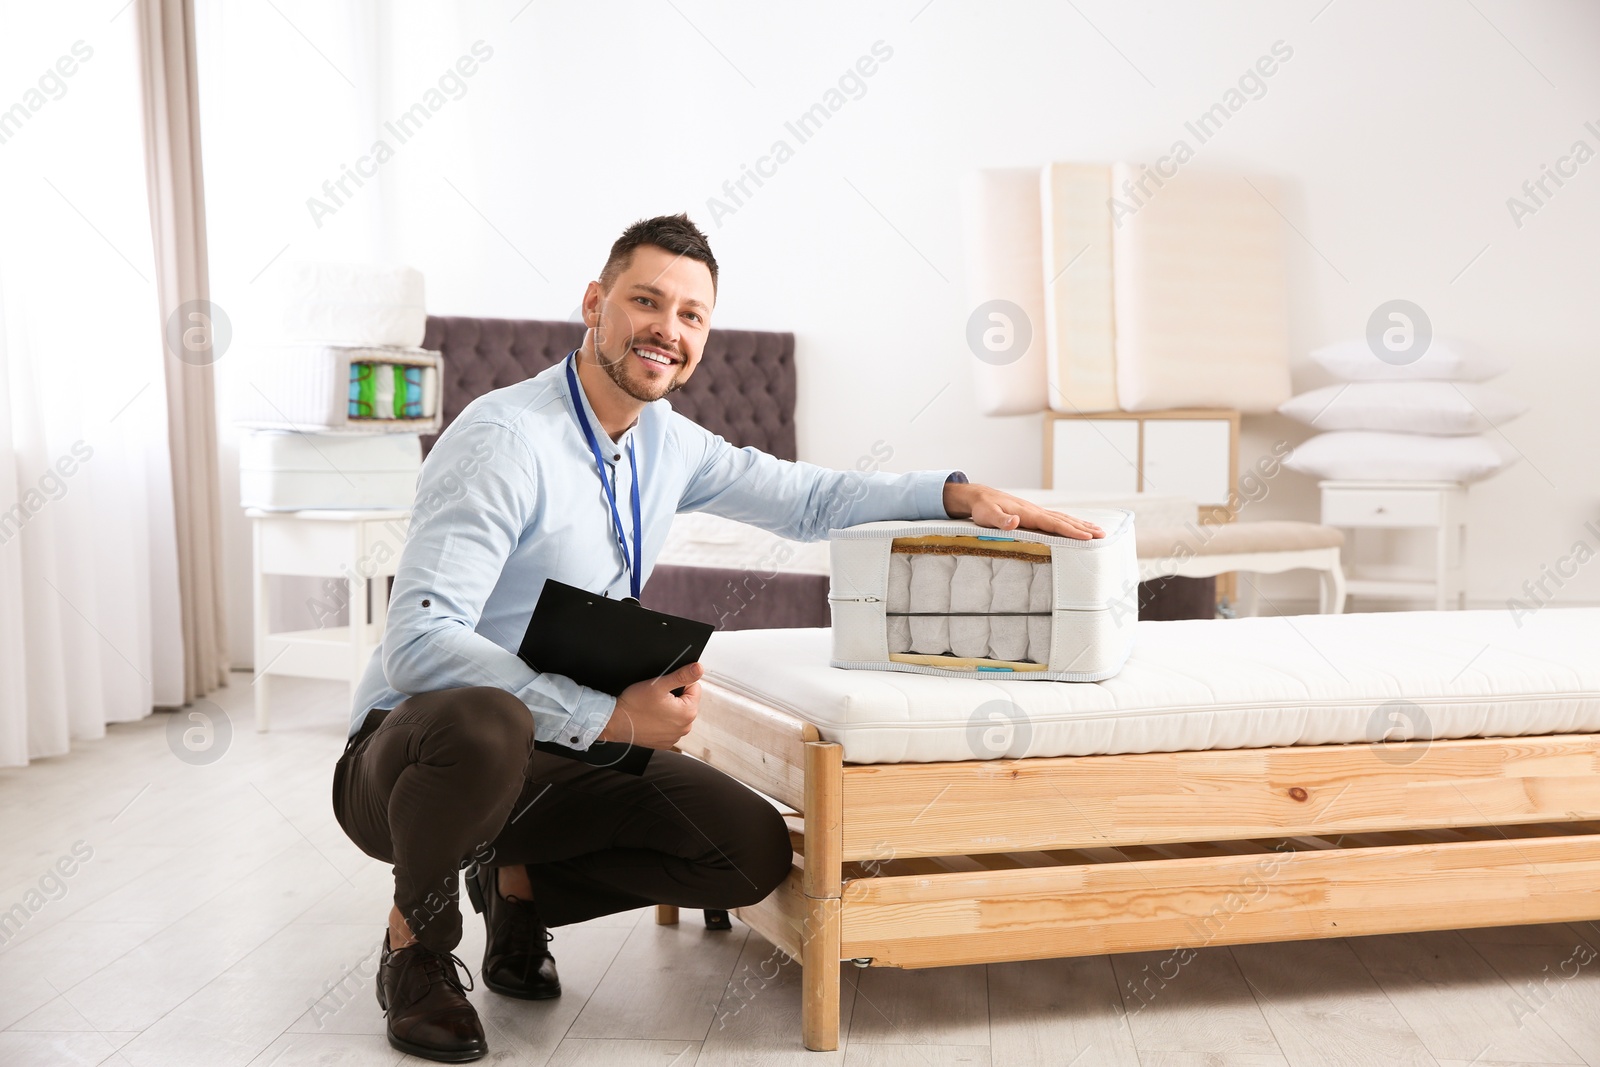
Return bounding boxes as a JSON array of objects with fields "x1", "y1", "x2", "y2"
[{"x1": 518, "y1": 579, "x2": 714, "y2": 775}]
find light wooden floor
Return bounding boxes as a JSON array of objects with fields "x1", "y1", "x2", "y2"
[{"x1": 2, "y1": 673, "x2": 1599, "y2": 1066}]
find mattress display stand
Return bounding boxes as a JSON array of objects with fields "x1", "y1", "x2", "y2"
[
  {"x1": 248, "y1": 508, "x2": 409, "y2": 731},
  {"x1": 660, "y1": 680, "x2": 1600, "y2": 1051},
  {"x1": 1320, "y1": 480, "x2": 1466, "y2": 609}
]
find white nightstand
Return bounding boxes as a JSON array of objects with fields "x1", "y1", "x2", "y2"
[
  {"x1": 1318, "y1": 481, "x2": 1466, "y2": 610},
  {"x1": 248, "y1": 508, "x2": 410, "y2": 731}
]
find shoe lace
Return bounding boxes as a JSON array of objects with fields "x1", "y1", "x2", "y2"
[
  {"x1": 500, "y1": 893, "x2": 556, "y2": 953},
  {"x1": 416, "y1": 945, "x2": 476, "y2": 995}
]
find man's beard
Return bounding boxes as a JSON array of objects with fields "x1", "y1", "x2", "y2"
[{"x1": 597, "y1": 337, "x2": 686, "y2": 402}]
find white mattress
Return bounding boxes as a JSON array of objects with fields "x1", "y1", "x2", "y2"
[
  {"x1": 238, "y1": 431, "x2": 422, "y2": 510},
  {"x1": 1110, "y1": 165, "x2": 1291, "y2": 413},
  {"x1": 702, "y1": 608, "x2": 1600, "y2": 764},
  {"x1": 258, "y1": 261, "x2": 427, "y2": 348},
  {"x1": 229, "y1": 343, "x2": 443, "y2": 435},
  {"x1": 1040, "y1": 162, "x2": 1118, "y2": 413},
  {"x1": 958, "y1": 168, "x2": 1050, "y2": 415}
]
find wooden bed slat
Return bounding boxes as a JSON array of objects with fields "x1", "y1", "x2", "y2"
[
  {"x1": 732, "y1": 864, "x2": 805, "y2": 961},
  {"x1": 839, "y1": 832, "x2": 1600, "y2": 968},
  {"x1": 838, "y1": 735, "x2": 1600, "y2": 859},
  {"x1": 831, "y1": 822, "x2": 1600, "y2": 883}
]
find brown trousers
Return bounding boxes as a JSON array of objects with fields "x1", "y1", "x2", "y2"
[{"x1": 331, "y1": 686, "x2": 793, "y2": 953}]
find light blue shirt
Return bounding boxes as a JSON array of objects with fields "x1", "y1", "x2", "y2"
[{"x1": 348, "y1": 351, "x2": 966, "y2": 743}]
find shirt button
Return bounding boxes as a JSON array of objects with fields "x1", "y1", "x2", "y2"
[
  {"x1": 421, "y1": 598, "x2": 430, "y2": 607},
  {"x1": 569, "y1": 736, "x2": 580, "y2": 744}
]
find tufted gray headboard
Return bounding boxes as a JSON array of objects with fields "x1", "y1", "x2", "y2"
[
  {"x1": 418, "y1": 314, "x2": 825, "y2": 630},
  {"x1": 420, "y1": 316, "x2": 797, "y2": 459}
]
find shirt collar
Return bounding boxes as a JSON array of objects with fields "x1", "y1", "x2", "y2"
[{"x1": 565, "y1": 350, "x2": 637, "y2": 461}]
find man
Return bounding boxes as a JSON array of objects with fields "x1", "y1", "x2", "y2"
[{"x1": 332, "y1": 213, "x2": 1104, "y2": 1062}]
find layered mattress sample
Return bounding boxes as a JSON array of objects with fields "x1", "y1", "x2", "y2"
[
  {"x1": 230, "y1": 344, "x2": 444, "y2": 434},
  {"x1": 239, "y1": 430, "x2": 422, "y2": 510},
  {"x1": 1110, "y1": 165, "x2": 1290, "y2": 413},
  {"x1": 702, "y1": 608, "x2": 1600, "y2": 764},
  {"x1": 828, "y1": 510, "x2": 1138, "y2": 682},
  {"x1": 1040, "y1": 163, "x2": 1118, "y2": 413},
  {"x1": 258, "y1": 261, "x2": 427, "y2": 348},
  {"x1": 958, "y1": 168, "x2": 1050, "y2": 415}
]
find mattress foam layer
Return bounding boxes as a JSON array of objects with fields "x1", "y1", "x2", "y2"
[{"x1": 704, "y1": 608, "x2": 1600, "y2": 764}]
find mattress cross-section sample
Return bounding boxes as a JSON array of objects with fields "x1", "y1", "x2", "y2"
[
  {"x1": 829, "y1": 509, "x2": 1138, "y2": 682},
  {"x1": 230, "y1": 343, "x2": 444, "y2": 434},
  {"x1": 703, "y1": 608, "x2": 1600, "y2": 764}
]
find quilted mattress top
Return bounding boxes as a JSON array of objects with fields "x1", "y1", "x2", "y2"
[{"x1": 699, "y1": 608, "x2": 1600, "y2": 764}]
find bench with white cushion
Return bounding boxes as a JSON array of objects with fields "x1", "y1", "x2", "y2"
[{"x1": 1137, "y1": 520, "x2": 1346, "y2": 614}]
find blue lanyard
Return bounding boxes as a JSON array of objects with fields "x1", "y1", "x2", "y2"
[{"x1": 565, "y1": 353, "x2": 643, "y2": 600}]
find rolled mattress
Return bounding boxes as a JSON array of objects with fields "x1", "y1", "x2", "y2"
[{"x1": 702, "y1": 608, "x2": 1600, "y2": 764}]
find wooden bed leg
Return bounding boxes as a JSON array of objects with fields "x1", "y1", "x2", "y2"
[
  {"x1": 801, "y1": 741, "x2": 844, "y2": 1052},
  {"x1": 654, "y1": 905, "x2": 679, "y2": 925},
  {"x1": 802, "y1": 896, "x2": 841, "y2": 1051}
]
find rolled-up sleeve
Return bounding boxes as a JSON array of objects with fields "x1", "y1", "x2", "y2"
[
  {"x1": 672, "y1": 419, "x2": 965, "y2": 540},
  {"x1": 381, "y1": 419, "x2": 616, "y2": 749}
]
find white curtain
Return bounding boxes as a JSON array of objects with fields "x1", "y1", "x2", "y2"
[
  {"x1": 0, "y1": 2, "x2": 184, "y2": 766},
  {"x1": 192, "y1": 0, "x2": 389, "y2": 664},
  {"x1": 139, "y1": 0, "x2": 232, "y2": 701}
]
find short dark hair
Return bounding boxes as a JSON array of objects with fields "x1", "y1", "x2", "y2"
[{"x1": 598, "y1": 213, "x2": 718, "y2": 295}]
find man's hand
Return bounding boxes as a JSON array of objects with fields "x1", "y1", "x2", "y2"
[
  {"x1": 943, "y1": 481, "x2": 1105, "y2": 540},
  {"x1": 598, "y1": 662, "x2": 703, "y2": 749}
]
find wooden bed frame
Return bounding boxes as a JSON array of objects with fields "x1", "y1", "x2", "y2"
[{"x1": 655, "y1": 680, "x2": 1600, "y2": 1051}]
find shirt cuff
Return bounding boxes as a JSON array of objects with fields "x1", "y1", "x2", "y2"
[
  {"x1": 925, "y1": 470, "x2": 968, "y2": 520},
  {"x1": 554, "y1": 687, "x2": 618, "y2": 750}
]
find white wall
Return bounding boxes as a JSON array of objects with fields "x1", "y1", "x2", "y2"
[{"x1": 201, "y1": 0, "x2": 1600, "y2": 663}]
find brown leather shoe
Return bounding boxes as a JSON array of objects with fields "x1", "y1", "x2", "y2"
[
  {"x1": 374, "y1": 931, "x2": 487, "y2": 1062},
  {"x1": 465, "y1": 862, "x2": 561, "y2": 1000}
]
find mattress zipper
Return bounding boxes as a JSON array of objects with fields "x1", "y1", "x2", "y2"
[{"x1": 827, "y1": 595, "x2": 881, "y2": 603}]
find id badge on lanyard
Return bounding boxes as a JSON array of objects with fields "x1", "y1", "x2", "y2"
[{"x1": 566, "y1": 354, "x2": 643, "y2": 600}]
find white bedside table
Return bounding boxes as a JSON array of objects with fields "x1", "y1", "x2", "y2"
[
  {"x1": 248, "y1": 508, "x2": 410, "y2": 731},
  {"x1": 1318, "y1": 481, "x2": 1466, "y2": 610}
]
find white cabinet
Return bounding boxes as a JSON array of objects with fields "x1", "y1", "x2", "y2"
[
  {"x1": 1046, "y1": 410, "x2": 1240, "y2": 519},
  {"x1": 1143, "y1": 419, "x2": 1233, "y2": 507},
  {"x1": 1048, "y1": 419, "x2": 1139, "y2": 496}
]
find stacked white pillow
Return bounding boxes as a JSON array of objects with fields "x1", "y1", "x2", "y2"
[{"x1": 1279, "y1": 338, "x2": 1525, "y2": 483}]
